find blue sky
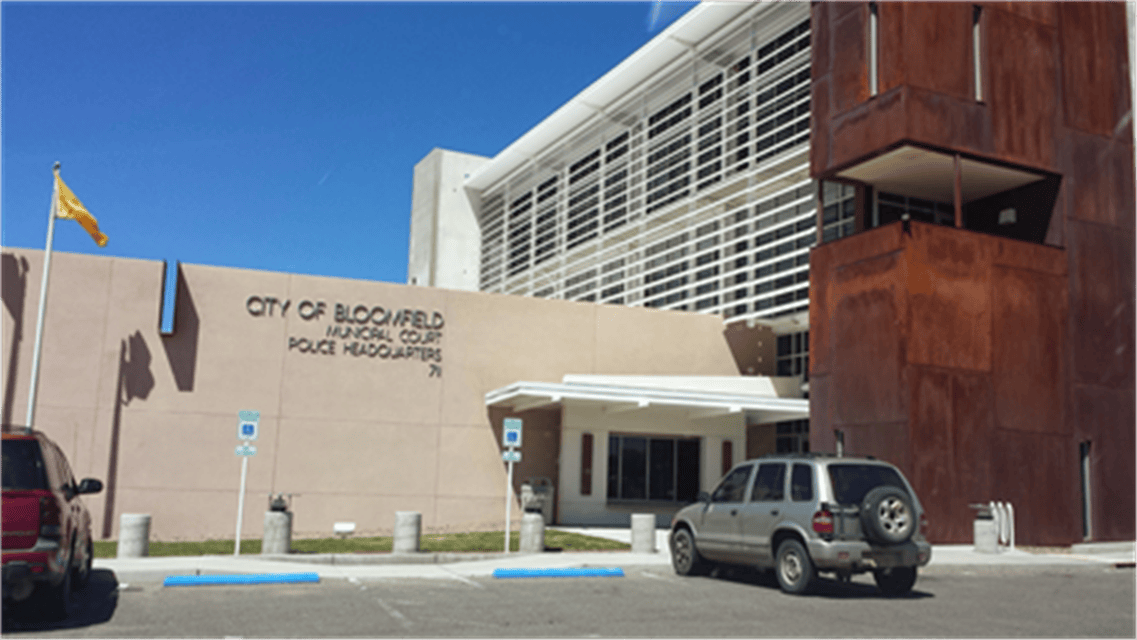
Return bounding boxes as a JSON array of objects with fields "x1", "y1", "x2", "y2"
[{"x1": 2, "y1": 1, "x2": 694, "y2": 283}]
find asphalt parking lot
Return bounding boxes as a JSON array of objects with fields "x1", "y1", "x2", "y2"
[{"x1": 4, "y1": 564, "x2": 1133, "y2": 638}]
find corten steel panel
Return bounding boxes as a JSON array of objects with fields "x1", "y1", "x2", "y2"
[
  {"x1": 987, "y1": 9, "x2": 1058, "y2": 171},
  {"x1": 907, "y1": 368, "x2": 963, "y2": 541},
  {"x1": 830, "y1": 4, "x2": 870, "y2": 116},
  {"x1": 905, "y1": 224, "x2": 993, "y2": 372},
  {"x1": 831, "y1": 252, "x2": 907, "y2": 425},
  {"x1": 1060, "y1": 128, "x2": 1137, "y2": 230},
  {"x1": 1072, "y1": 384, "x2": 1136, "y2": 542},
  {"x1": 992, "y1": 265, "x2": 1068, "y2": 435},
  {"x1": 810, "y1": 4, "x2": 830, "y2": 90},
  {"x1": 827, "y1": 86, "x2": 908, "y2": 175},
  {"x1": 807, "y1": 374, "x2": 832, "y2": 450},
  {"x1": 808, "y1": 244, "x2": 833, "y2": 376},
  {"x1": 810, "y1": 76, "x2": 831, "y2": 178},
  {"x1": 836, "y1": 421, "x2": 912, "y2": 473},
  {"x1": 1067, "y1": 221, "x2": 1136, "y2": 390},
  {"x1": 998, "y1": 210, "x2": 1072, "y2": 267},
  {"x1": 1058, "y1": 2, "x2": 1132, "y2": 139},
  {"x1": 904, "y1": 86, "x2": 995, "y2": 157},
  {"x1": 949, "y1": 371, "x2": 996, "y2": 536},
  {"x1": 810, "y1": 224, "x2": 904, "y2": 378},
  {"x1": 990, "y1": 430, "x2": 1080, "y2": 545},
  {"x1": 989, "y1": 1, "x2": 1058, "y2": 27},
  {"x1": 879, "y1": 3, "x2": 972, "y2": 102}
]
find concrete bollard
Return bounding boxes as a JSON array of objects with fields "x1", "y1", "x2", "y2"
[
  {"x1": 974, "y1": 517, "x2": 999, "y2": 553},
  {"x1": 117, "y1": 513, "x2": 151, "y2": 558},
  {"x1": 262, "y1": 511, "x2": 292, "y2": 554},
  {"x1": 393, "y1": 511, "x2": 421, "y2": 553},
  {"x1": 519, "y1": 512, "x2": 545, "y2": 553},
  {"x1": 631, "y1": 513, "x2": 656, "y2": 554}
]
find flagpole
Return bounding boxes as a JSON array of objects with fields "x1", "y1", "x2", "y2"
[{"x1": 25, "y1": 162, "x2": 61, "y2": 431}]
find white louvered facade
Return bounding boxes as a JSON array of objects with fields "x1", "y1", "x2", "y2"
[{"x1": 411, "y1": 2, "x2": 856, "y2": 327}]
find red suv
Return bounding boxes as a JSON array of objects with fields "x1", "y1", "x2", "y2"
[{"x1": 2, "y1": 430, "x2": 102, "y2": 619}]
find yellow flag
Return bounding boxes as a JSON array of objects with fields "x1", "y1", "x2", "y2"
[{"x1": 55, "y1": 174, "x2": 108, "y2": 247}]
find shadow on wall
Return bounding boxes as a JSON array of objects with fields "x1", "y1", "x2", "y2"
[
  {"x1": 160, "y1": 262, "x2": 199, "y2": 392},
  {"x1": 2, "y1": 253, "x2": 30, "y2": 429},
  {"x1": 102, "y1": 331, "x2": 155, "y2": 539}
]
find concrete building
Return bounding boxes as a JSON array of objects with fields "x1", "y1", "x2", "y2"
[
  {"x1": 1, "y1": 250, "x2": 806, "y2": 540},
  {"x1": 411, "y1": 1, "x2": 1134, "y2": 545}
]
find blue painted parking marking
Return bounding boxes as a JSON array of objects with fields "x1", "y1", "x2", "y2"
[
  {"x1": 163, "y1": 572, "x2": 320, "y2": 587},
  {"x1": 492, "y1": 567, "x2": 624, "y2": 579}
]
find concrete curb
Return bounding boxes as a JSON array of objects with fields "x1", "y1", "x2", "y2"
[
  {"x1": 258, "y1": 551, "x2": 517, "y2": 565},
  {"x1": 1070, "y1": 541, "x2": 1136, "y2": 555}
]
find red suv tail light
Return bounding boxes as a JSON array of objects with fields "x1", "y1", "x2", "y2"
[
  {"x1": 39, "y1": 496, "x2": 62, "y2": 538},
  {"x1": 812, "y1": 509, "x2": 834, "y2": 534}
]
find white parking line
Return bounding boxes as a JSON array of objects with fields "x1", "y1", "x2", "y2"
[
  {"x1": 440, "y1": 566, "x2": 485, "y2": 588},
  {"x1": 375, "y1": 597, "x2": 412, "y2": 630}
]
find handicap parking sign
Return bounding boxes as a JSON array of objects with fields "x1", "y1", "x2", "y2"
[
  {"x1": 237, "y1": 410, "x2": 260, "y2": 441},
  {"x1": 503, "y1": 418, "x2": 522, "y2": 448}
]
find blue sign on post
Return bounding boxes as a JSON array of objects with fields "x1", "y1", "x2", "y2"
[
  {"x1": 238, "y1": 410, "x2": 260, "y2": 442},
  {"x1": 503, "y1": 418, "x2": 522, "y2": 448}
]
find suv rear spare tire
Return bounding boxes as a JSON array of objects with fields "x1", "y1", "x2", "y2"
[{"x1": 860, "y1": 486, "x2": 914, "y2": 544}]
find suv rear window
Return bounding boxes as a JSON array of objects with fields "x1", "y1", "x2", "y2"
[
  {"x1": 827, "y1": 463, "x2": 906, "y2": 505},
  {"x1": 2, "y1": 439, "x2": 48, "y2": 491}
]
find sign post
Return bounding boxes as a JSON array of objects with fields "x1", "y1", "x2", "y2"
[
  {"x1": 502, "y1": 418, "x2": 522, "y2": 553},
  {"x1": 234, "y1": 410, "x2": 259, "y2": 556}
]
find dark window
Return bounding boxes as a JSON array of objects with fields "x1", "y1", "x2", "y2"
[
  {"x1": 711, "y1": 465, "x2": 752, "y2": 503},
  {"x1": 1, "y1": 439, "x2": 48, "y2": 491},
  {"x1": 721, "y1": 440, "x2": 733, "y2": 477},
  {"x1": 791, "y1": 463, "x2": 813, "y2": 501},
  {"x1": 619, "y1": 437, "x2": 646, "y2": 499},
  {"x1": 827, "y1": 464, "x2": 906, "y2": 505},
  {"x1": 608, "y1": 435, "x2": 700, "y2": 502},
  {"x1": 650, "y1": 439, "x2": 676, "y2": 501},
  {"x1": 750, "y1": 463, "x2": 786, "y2": 502}
]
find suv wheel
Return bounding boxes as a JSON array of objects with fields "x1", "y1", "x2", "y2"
[
  {"x1": 670, "y1": 528, "x2": 709, "y2": 576},
  {"x1": 29, "y1": 552, "x2": 73, "y2": 621},
  {"x1": 774, "y1": 539, "x2": 814, "y2": 595},
  {"x1": 873, "y1": 566, "x2": 917, "y2": 596},
  {"x1": 860, "y1": 486, "x2": 915, "y2": 544}
]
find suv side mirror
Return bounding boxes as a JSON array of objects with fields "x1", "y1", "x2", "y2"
[
  {"x1": 696, "y1": 491, "x2": 710, "y2": 503},
  {"x1": 77, "y1": 478, "x2": 103, "y2": 495}
]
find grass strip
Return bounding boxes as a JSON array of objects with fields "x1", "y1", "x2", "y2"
[{"x1": 93, "y1": 528, "x2": 630, "y2": 558}]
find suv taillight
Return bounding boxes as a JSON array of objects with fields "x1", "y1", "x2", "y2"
[
  {"x1": 920, "y1": 513, "x2": 928, "y2": 532},
  {"x1": 39, "y1": 496, "x2": 62, "y2": 538},
  {"x1": 812, "y1": 509, "x2": 834, "y2": 534}
]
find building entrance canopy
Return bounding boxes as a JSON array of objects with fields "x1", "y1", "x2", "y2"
[{"x1": 486, "y1": 375, "x2": 809, "y2": 425}]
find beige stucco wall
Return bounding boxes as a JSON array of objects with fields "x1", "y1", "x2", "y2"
[{"x1": 2, "y1": 249, "x2": 741, "y2": 541}]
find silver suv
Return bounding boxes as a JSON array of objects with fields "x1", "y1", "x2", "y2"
[{"x1": 669, "y1": 454, "x2": 931, "y2": 595}]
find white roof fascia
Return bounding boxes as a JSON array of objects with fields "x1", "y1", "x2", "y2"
[
  {"x1": 464, "y1": 1, "x2": 777, "y2": 193},
  {"x1": 560, "y1": 374, "x2": 802, "y2": 397},
  {"x1": 484, "y1": 380, "x2": 810, "y2": 418}
]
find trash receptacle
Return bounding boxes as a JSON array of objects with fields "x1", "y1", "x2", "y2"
[
  {"x1": 521, "y1": 477, "x2": 555, "y2": 525},
  {"x1": 970, "y1": 503, "x2": 998, "y2": 553}
]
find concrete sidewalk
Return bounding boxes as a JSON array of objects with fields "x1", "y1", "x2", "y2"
[{"x1": 94, "y1": 528, "x2": 1134, "y2": 584}]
